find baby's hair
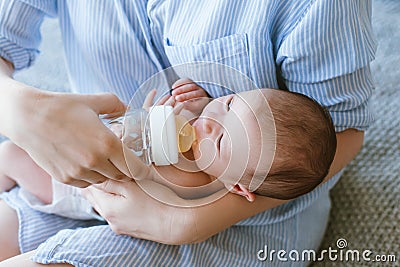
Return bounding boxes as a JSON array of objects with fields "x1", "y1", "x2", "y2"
[{"x1": 243, "y1": 89, "x2": 337, "y2": 200}]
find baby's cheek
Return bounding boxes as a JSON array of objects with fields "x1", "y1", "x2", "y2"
[
  {"x1": 193, "y1": 139, "x2": 218, "y2": 174},
  {"x1": 191, "y1": 142, "x2": 201, "y2": 163}
]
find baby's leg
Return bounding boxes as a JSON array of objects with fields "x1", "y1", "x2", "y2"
[
  {"x1": 0, "y1": 202, "x2": 73, "y2": 264},
  {"x1": 0, "y1": 141, "x2": 52, "y2": 204},
  {"x1": 0, "y1": 142, "x2": 17, "y2": 191}
]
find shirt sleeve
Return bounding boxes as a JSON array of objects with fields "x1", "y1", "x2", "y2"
[
  {"x1": 0, "y1": 0, "x2": 57, "y2": 70},
  {"x1": 276, "y1": 0, "x2": 377, "y2": 132}
]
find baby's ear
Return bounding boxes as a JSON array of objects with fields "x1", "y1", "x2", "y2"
[{"x1": 227, "y1": 183, "x2": 256, "y2": 202}]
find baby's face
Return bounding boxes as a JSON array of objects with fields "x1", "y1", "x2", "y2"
[{"x1": 191, "y1": 91, "x2": 267, "y2": 186}]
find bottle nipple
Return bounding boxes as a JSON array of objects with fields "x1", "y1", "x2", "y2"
[{"x1": 175, "y1": 115, "x2": 196, "y2": 153}]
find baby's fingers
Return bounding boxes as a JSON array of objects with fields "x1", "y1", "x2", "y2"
[
  {"x1": 174, "y1": 90, "x2": 208, "y2": 102},
  {"x1": 142, "y1": 89, "x2": 157, "y2": 110},
  {"x1": 155, "y1": 94, "x2": 173, "y2": 106},
  {"x1": 163, "y1": 96, "x2": 176, "y2": 106},
  {"x1": 171, "y1": 82, "x2": 201, "y2": 97},
  {"x1": 171, "y1": 78, "x2": 194, "y2": 90}
]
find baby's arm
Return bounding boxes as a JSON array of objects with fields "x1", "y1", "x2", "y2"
[
  {"x1": 152, "y1": 164, "x2": 212, "y2": 187},
  {"x1": 151, "y1": 164, "x2": 224, "y2": 199}
]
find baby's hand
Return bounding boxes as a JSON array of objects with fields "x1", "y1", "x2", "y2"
[
  {"x1": 171, "y1": 78, "x2": 209, "y2": 102},
  {"x1": 171, "y1": 78, "x2": 210, "y2": 115},
  {"x1": 142, "y1": 89, "x2": 176, "y2": 111}
]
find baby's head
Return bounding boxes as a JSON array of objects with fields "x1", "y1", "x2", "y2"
[{"x1": 191, "y1": 89, "x2": 336, "y2": 201}]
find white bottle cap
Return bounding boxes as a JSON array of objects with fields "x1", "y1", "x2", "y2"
[{"x1": 148, "y1": 105, "x2": 179, "y2": 165}]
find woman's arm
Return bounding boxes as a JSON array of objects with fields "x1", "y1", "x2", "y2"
[
  {"x1": 0, "y1": 57, "x2": 134, "y2": 187},
  {"x1": 83, "y1": 178, "x2": 287, "y2": 244},
  {"x1": 0, "y1": 58, "x2": 13, "y2": 77},
  {"x1": 185, "y1": 128, "x2": 364, "y2": 243},
  {"x1": 323, "y1": 129, "x2": 364, "y2": 183},
  {"x1": 176, "y1": 129, "x2": 364, "y2": 243},
  {"x1": 83, "y1": 127, "x2": 363, "y2": 244}
]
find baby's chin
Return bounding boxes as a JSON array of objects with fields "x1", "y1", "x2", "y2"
[
  {"x1": 190, "y1": 145, "x2": 209, "y2": 173},
  {"x1": 191, "y1": 144, "x2": 203, "y2": 167}
]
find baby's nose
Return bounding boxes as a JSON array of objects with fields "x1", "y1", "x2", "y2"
[
  {"x1": 202, "y1": 116, "x2": 223, "y2": 136},
  {"x1": 202, "y1": 118, "x2": 213, "y2": 134}
]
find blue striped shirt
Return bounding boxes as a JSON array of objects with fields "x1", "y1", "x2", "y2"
[
  {"x1": 0, "y1": 0, "x2": 376, "y2": 131},
  {"x1": 0, "y1": 1, "x2": 376, "y2": 266}
]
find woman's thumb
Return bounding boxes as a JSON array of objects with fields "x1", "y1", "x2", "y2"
[{"x1": 85, "y1": 93, "x2": 126, "y2": 115}]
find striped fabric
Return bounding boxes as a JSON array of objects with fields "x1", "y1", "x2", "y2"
[{"x1": 0, "y1": 0, "x2": 376, "y2": 266}]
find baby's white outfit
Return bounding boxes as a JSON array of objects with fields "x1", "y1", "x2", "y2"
[{"x1": 19, "y1": 179, "x2": 103, "y2": 220}]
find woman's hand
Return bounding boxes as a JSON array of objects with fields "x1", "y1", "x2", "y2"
[
  {"x1": 13, "y1": 90, "x2": 130, "y2": 188},
  {"x1": 0, "y1": 61, "x2": 133, "y2": 187},
  {"x1": 82, "y1": 178, "x2": 287, "y2": 244},
  {"x1": 82, "y1": 179, "x2": 188, "y2": 244}
]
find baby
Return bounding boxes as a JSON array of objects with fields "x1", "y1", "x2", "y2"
[{"x1": 0, "y1": 78, "x2": 336, "y2": 220}]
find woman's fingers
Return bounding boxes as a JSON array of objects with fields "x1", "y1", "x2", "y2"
[
  {"x1": 63, "y1": 178, "x2": 92, "y2": 188},
  {"x1": 81, "y1": 185, "x2": 108, "y2": 218},
  {"x1": 173, "y1": 102, "x2": 185, "y2": 115},
  {"x1": 93, "y1": 160, "x2": 129, "y2": 182},
  {"x1": 163, "y1": 96, "x2": 176, "y2": 106},
  {"x1": 84, "y1": 93, "x2": 127, "y2": 116},
  {"x1": 101, "y1": 107, "x2": 128, "y2": 120},
  {"x1": 82, "y1": 180, "x2": 150, "y2": 236},
  {"x1": 108, "y1": 123, "x2": 123, "y2": 139},
  {"x1": 12, "y1": 90, "x2": 140, "y2": 187},
  {"x1": 2, "y1": 79, "x2": 150, "y2": 189},
  {"x1": 82, "y1": 179, "x2": 180, "y2": 241},
  {"x1": 90, "y1": 179, "x2": 128, "y2": 195},
  {"x1": 155, "y1": 93, "x2": 172, "y2": 106},
  {"x1": 119, "y1": 143, "x2": 151, "y2": 180},
  {"x1": 100, "y1": 133, "x2": 137, "y2": 180},
  {"x1": 82, "y1": 180, "x2": 134, "y2": 233}
]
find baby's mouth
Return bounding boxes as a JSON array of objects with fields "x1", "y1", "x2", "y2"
[{"x1": 191, "y1": 123, "x2": 200, "y2": 140}]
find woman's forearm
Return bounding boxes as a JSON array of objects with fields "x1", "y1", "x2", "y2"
[
  {"x1": 0, "y1": 57, "x2": 35, "y2": 138},
  {"x1": 323, "y1": 128, "x2": 364, "y2": 182},
  {"x1": 173, "y1": 192, "x2": 287, "y2": 244},
  {"x1": 87, "y1": 128, "x2": 366, "y2": 245},
  {"x1": 0, "y1": 57, "x2": 14, "y2": 135},
  {"x1": 169, "y1": 128, "x2": 365, "y2": 244},
  {"x1": 0, "y1": 57, "x2": 13, "y2": 77}
]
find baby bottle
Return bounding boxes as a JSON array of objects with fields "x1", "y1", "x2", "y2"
[{"x1": 118, "y1": 106, "x2": 196, "y2": 166}]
